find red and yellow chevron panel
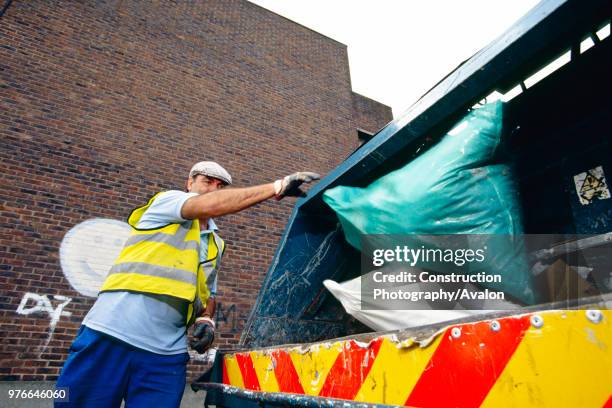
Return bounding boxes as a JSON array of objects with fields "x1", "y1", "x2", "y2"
[{"x1": 223, "y1": 309, "x2": 612, "y2": 407}]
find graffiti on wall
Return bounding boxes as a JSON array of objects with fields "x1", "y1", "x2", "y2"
[
  {"x1": 216, "y1": 302, "x2": 248, "y2": 333},
  {"x1": 59, "y1": 218, "x2": 132, "y2": 297},
  {"x1": 189, "y1": 302, "x2": 248, "y2": 363},
  {"x1": 16, "y1": 293, "x2": 72, "y2": 348},
  {"x1": 14, "y1": 218, "x2": 131, "y2": 347},
  {"x1": 16, "y1": 218, "x2": 250, "y2": 355}
]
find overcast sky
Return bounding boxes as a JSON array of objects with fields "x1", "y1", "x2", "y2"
[{"x1": 248, "y1": 0, "x2": 541, "y2": 117}]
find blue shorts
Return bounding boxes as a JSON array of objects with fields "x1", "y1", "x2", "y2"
[{"x1": 55, "y1": 326, "x2": 189, "y2": 408}]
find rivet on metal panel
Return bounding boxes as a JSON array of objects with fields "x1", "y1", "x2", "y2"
[
  {"x1": 451, "y1": 327, "x2": 462, "y2": 338},
  {"x1": 530, "y1": 315, "x2": 544, "y2": 328},
  {"x1": 586, "y1": 309, "x2": 603, "y2": 324},
  {"x1": 490, "y1": 320, "x2": 501, "y2": 332}
]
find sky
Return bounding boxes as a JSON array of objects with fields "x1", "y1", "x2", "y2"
[{"x1": 248, "y1": 0, "x2": 541, "y2": 117}]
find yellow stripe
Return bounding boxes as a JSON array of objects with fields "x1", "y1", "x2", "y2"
[
  {"x1": 116, "y1": 240, "x2": 198, "y2": 271},
  {"x1": 100, "y1": 273, "x2": 195, "y2": 300},
  {"x1": 224, "y1": 355, "x2": 245, "y2": 389},
  {"x1": 481, "y1": 310, "x2": 612, "y2": 408},
  {"x1": 289, "y1": 342, "x2": 343, "y2": 396},
  {"x1": 250, "y1": 351, "x2": 280, "y2": 392},
  {"x1": 354, "y1": 336, "x2": 442, "y2": 405}
]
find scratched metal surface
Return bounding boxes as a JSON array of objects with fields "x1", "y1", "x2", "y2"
[{"x1": 241, "y1": 216, "x2": 370, "y2": 346}]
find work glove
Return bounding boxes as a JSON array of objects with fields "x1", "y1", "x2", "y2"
[
  {"x1": 274, "y1": 172, "x2": 321, "y2": 199},
  {"x1": 190, "y1": 316, "x2": 215, "y2": 354}
]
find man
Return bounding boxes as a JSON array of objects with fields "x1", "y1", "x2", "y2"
[{"x1": 55, "y1": 161, "x2": 320, "y2": 407}]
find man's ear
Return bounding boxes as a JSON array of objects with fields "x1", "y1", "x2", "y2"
[{"x1": 185, "y1": 177, "x2": 193, "y2": 192}]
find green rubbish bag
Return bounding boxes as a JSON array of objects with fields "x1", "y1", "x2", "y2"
[{"x1": 323, "y1": 101, "x2": 538, "y2": 304}]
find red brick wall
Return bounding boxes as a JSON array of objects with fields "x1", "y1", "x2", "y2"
[
  {"x1": 0, "y1": 0, "x2": 391, "y2": 381},
  {"x1": 352, "y1": 92, "x2": 393, "y2": 135}
]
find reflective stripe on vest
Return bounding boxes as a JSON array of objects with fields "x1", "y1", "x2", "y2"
[
  {"x1": 108, "y1": 262, "x2": 197, "y2": 284},
  {"x1": 123, "y1": 222, "x2": 199, "y2": 251}
]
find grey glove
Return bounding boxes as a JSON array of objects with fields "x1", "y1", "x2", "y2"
[
  {"x1": 190, "y1": 316, "x2": 215, "y2": 354},
  {"x1": 274, "y1": 172, "x2": 321, "y2": 199}
]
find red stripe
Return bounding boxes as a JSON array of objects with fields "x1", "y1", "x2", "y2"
[
  {"x1": 318, "y1": 338, "x2": 383, "y2": 400},
  {"x1": 222, "y1": 359, "x2": 230, "y2": 385},
  {"x1": 270, "y1": 349, "x2": 305, "y2": 394},
  {"x1": 235, "y1": 352, "x2": 261, "y2": 391},
  {"x1": 405, "y1": 315, "x2": 531, "y2": 408},
  {"x1": 603, "y1": 394, "x2": 612, "y2": 408}
]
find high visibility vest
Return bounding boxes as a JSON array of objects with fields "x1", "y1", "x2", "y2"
[{"x1": 100, "y1": 192, "x2": 225, "y2": 326}]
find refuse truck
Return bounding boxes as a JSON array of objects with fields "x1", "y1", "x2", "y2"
[{"x1": 193, "y1": 0, "x2": 612, "y2": 406}]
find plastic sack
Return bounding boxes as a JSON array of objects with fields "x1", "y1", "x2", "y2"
[
  {"x1": 323, "y1": 273, "x2": 520, "y2": 332},
  {"x1": 323, "y1": 102, "x2": 538, "y2": 304}
]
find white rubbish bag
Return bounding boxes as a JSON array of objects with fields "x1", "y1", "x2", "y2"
[{"x1": 323, "y1": 270, "x2": 519, "y2": 332}]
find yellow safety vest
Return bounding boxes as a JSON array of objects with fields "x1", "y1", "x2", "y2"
[{"x1": 100, "y1": 192, "x2": 225, "y2": 326}]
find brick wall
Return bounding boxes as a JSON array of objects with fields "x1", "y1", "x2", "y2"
[
  {"x1": 0, "y1": 0, "x2": 392, "y2": 381},
  {"x1": 352, "y1": 91, "x2": 393, "y2": 135}
]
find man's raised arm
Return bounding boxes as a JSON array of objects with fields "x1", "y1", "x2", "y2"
[{"x1": 181, "y1": 172, "x2": 320, "y2": 219}]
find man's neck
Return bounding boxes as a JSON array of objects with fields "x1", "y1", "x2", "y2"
[{"x1": 199, "y1": 218, "x2": 209, "y2": 231}]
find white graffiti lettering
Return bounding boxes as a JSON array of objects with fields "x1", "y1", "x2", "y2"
[{"x1": 16, "y1": 292, "x2": 72, "y2": 347}]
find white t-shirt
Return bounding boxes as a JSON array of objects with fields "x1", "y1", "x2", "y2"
[{"x1": 83, "y1": 190, "x2": 218, "y2": 355}]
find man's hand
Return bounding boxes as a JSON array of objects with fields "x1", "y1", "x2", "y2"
[
  {"x1": 190, "y1": 316, "x2": 215, "y2": 354},
  {"x1": 274, "y1": 172, "x2": 321, "y2": 199}
]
